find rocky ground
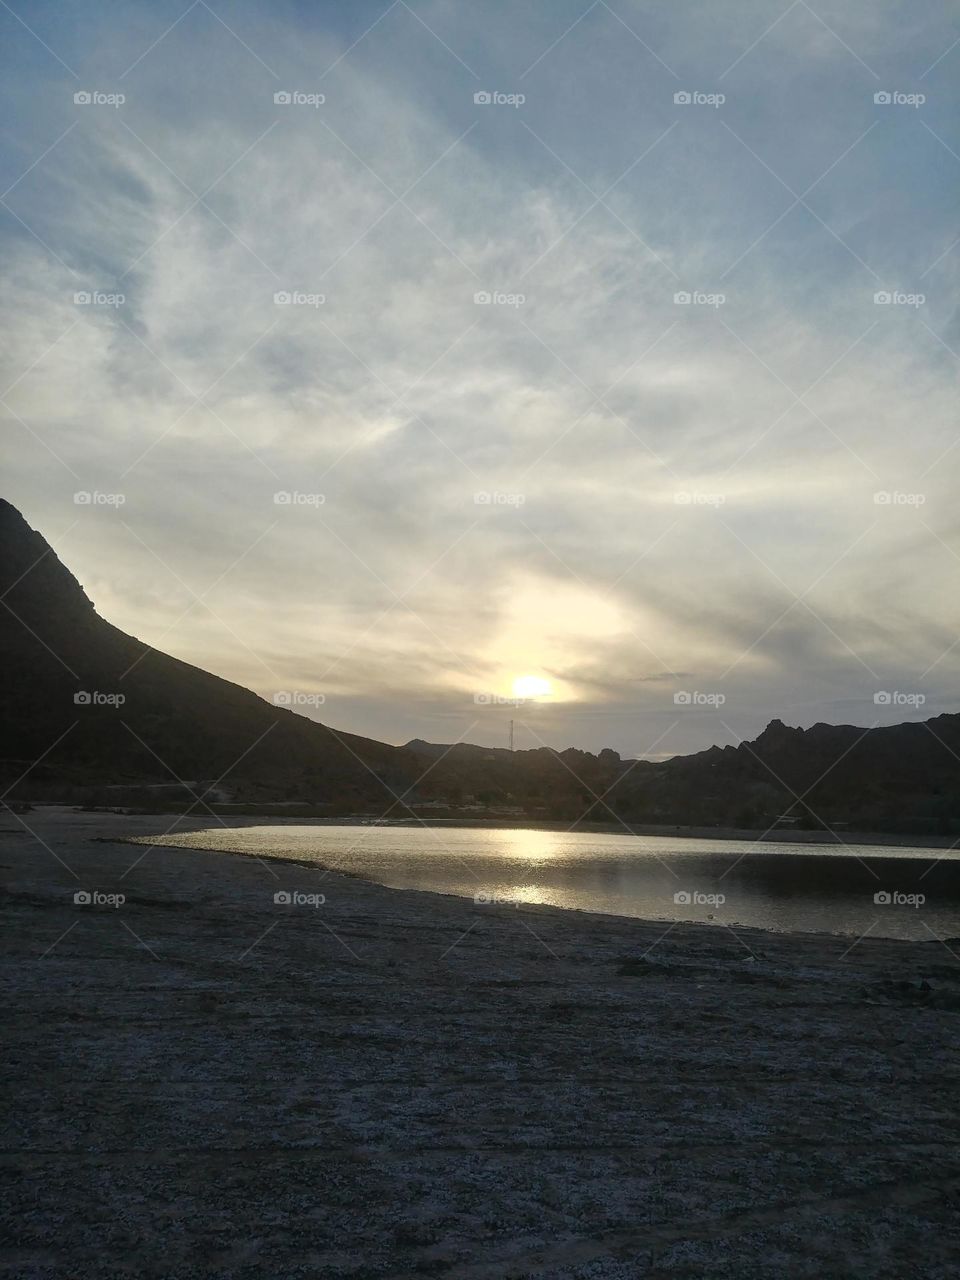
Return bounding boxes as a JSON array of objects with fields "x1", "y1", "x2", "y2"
[{"x1": 2, "y1": 808, "x2": 960, "y2": 1278}]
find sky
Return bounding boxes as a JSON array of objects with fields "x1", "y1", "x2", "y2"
[{"x1": 2, "y1": 0, "x2": 959, "y2": 759}]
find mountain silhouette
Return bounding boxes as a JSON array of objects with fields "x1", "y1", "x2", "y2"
[
  {"x1": 2, "y1": 498, "x2": 958, "y2": 832},
  {"x1": 602, "y1": 713, "x2": 960, "y2": 831},
  {"x1": 0, "y1": 499, "x2": 416, "y2": 806}
]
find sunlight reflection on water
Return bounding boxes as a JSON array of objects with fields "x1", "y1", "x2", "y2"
[{"x1": 141, "y1": 824, "x2": 960, "y2": 941}]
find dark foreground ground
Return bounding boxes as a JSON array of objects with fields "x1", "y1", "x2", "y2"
[{"x1": 2, "y1": 809, "x2": 960, "y2": 1278}]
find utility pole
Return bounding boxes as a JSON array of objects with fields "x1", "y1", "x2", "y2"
[{"x1": 509, "y1": 719, "x2": 514, "y2": 752}]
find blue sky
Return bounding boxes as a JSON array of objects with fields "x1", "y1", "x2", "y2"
[{"x1": 2, "y1": 0, "x2": 959, "y2": 757}]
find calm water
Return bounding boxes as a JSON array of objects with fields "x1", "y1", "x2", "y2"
[{"x1": 152, "y1": 824, "x2": 960, "y2": 941}]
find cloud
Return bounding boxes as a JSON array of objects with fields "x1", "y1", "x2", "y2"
[{"x1": 2, "y1": 0, "x2": 959, "y2": 755}]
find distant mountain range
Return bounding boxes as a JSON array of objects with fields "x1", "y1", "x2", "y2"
[
  {"x1": 403, "y1": 715, "x2": 960, "y2": 834},
  {"x1": 2, "y1": 499, "x2": 958, "y2": 833}
]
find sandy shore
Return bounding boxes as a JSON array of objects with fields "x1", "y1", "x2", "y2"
[
  {"x1": 391, "y1": 819, "x2": 960, "y2": 849},
  {"x1": 112, "y1": 808, "x2": 960, "y2": 850},
  {"x1": 3, "y1": 808, "x2": 960, "y2": 1278}
]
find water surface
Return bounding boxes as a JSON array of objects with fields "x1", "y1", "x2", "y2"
[{"x1": 149, "y1": 824, "x2": 960, "y2": 941}]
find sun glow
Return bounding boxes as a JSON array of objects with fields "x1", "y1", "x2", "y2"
[{"x1": 512, "y1": 674, "x2": 552, "y2": 700}]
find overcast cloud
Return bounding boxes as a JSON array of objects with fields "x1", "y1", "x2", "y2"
[{"x1": 2, "y1": 0, "x2": 959, "y2": 756}]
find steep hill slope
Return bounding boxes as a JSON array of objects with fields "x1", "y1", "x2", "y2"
[{"x1": 0, "y1": 500, "x2": 417, "y2": 805}]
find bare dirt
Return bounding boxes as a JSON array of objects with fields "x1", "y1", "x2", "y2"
[{"x1": 3, "y1": 808, "x2": 959, "y2": 1278}]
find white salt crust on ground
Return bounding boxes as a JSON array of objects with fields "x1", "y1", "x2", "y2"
[{"x1": 2, "y1": 808, "x2": 959, "y2": 1279}]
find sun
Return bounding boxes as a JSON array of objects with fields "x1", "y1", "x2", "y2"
[{"x1": 512, "y1": 674, "x2": 552, "y2": 700}]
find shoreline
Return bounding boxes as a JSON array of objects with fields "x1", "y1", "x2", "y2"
[
  {"x1": 390, "y1": 818, "x2": 960, "y2": 849},
  {"x1": 13, "y1": 808, "x2": 950, "y2": 964},
  {"x1": 112, "y1": 819, "x2": 960, "y2": 952},
  {"x1": 5, "y1": 809, "x2": 960, "y2": 1277},
  {"x1": 60, "y1": 802, "x2": 960, "y2": 850},
  {"x1": 98, "y1": 833, "x2": 845, "y2": 945}
]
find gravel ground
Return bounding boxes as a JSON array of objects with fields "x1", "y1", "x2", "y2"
[{"x1": 2, "y1": 808, "x2": 959, "y2": 1278}]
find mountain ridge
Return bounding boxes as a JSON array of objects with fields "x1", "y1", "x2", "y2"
[
  {"x1": 0, "y1": 499, "x2": 417, "y2": 806},
  {"x1": 2, "y1": 498, "x2": 958, "y2": 832}
]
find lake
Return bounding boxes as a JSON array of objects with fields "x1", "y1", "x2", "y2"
[{"x1": 148, "y1": 824, "x2": 960, "y2": 942}]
